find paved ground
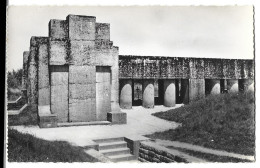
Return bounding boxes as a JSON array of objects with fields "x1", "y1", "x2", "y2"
[
  {"x1": 155, "y1": 139, "x2": 255, "y2": 161},
  {"x1": 10, "y1": 105, "x2": 182, "y2": 147}
]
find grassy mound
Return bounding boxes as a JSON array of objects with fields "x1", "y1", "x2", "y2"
[
  {"x1": 147, "y1": 91, "x2": 255, "y2": 155},
  {"x1": 8, "y1": 105, "x2": 38, "y2": 126},
  {"x1": 8, "y1": 129, "x2": 96, "y2": 162}
]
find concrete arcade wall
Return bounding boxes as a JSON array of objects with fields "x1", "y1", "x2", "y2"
[{"x1": 119, "y1": 55, "x2": 254, "y2": 104}]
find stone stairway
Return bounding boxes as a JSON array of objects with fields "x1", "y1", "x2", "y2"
[{"x1": 93, "y1": 137, "x2": 136, "y2": 162}]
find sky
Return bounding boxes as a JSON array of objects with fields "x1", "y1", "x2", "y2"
[{"x1": 6, "y1": 6, "x2": 254, "y2": 71}]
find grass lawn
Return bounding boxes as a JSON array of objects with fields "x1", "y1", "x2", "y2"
[
  {"x1": 8, "y1": 105, "x2": 38, "y2": 126},
  {"x1": 146, "y1": 91, "x2": 255, "y2": 156},
  {"x1": 8, "y1": 129, "x2": 96, "y2": 162}
]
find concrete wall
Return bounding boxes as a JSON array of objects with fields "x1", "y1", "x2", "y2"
[{"x1": 119, "y1": 56, "x2": 254, "y2": 80}]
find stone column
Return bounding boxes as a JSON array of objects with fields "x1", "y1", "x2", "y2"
[
  {"x1": 163, "y1": 79, "x2": 176, "y2": 107},
  {"x1": 242, "y1": 79, "x2": 254, "y2": 92},
  {"x1": 22, "y1": 51, "x2": 29, "y2": 100},
  {"x1": 119, "y1": 79, "x2": 132, "y2": 109},
  {"x1": 227, "y1": 79, "x2": 239, "y2": 93},
  {"x1": 38, "y1": 38, "x2": 50, "y2": 106},
  {"x1": 142, "y1": 79, "x2": 154, "y2": 108},
  {"x1": 209, "y1": 79, "x2": 220, "y2": 94},
  {"x1": 27, "y1": 44, "x2": 38, "y2": 111}
]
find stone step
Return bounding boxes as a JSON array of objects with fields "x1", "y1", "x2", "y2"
[
  {"x1": 57, "y1": 121, "x2": 111, "y2": 127},
  {"x1": 98, "y1": 141, "x2": 127, "y2": 150},
  {"x1": 108, "y1": 154, "x2": 136, "y2": 162},
  {"x1": 93, "y1": 137, "x2": 124, "y2": 144},
  {"x1": 100, "y1": 147, "x2": 130, "y2": 156}
]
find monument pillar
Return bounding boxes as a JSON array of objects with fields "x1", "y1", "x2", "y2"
[
  {"x1": 119, "y1": 79, "x2": 132, "y2": 109},
  {"x1": 142, "y1": 79, "x2": 154, "y2": 108},
  {"x1": 163, "y1": 79, "x2": 176, "y2": 107},
  {"x1": 209, "y1": 79, "x2": 221, "y2": 94},
  {"x1": 227, "y1": 79, "x2": 239, "y2": 93}
]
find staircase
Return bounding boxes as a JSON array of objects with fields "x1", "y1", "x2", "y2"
[{"x1": 93, "y1": 137, "x2": 136, "y2": 162}]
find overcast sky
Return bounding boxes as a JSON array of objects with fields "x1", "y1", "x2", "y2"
[{"x1": 7, "y1": 6, "x2": 254, "y2": 71}]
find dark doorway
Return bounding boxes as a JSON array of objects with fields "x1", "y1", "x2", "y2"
[{"x1": 132, "y1": 79, "x2": 143, "y2": 106}]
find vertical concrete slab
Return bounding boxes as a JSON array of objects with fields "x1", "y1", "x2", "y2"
[
  {"x1": 163, "y1": 79, "x2": 176, "y2": 107},
  {"x1": 96, "y1": 66, "x2": 111, "y2": 121},
  {"x1": 227, "y1": 79, "x2": 239, "y2": 93},
  {"x1": 181, "y1": 79, "x2": 189, "y2": 104},
  {"x1": 27, "y1": 45, "x2": 38, "y2": 111},
  {"x1": 50, "y1": 65, "x2": 69, "y2": 122},
  {"x1": 158, "y1": 79, "x2": 164, "y2": 105},
  {"x1": 209, "y1": 79, "x2": 221, "y2": 95},
  {"x1": 69, "y1": 66, "x2": 96, "y2": 122},
  {"x1": 189, "y1": 79, "x2": 205, "y2": 102},
  {"x1": 22, "y1": 51, "x2": 29, "y2": 90},
  {"x1": 38, "y1": 42, "x2": 50, "y2": 106},
  {"x1": 142, "y1": 79, "x2": 154, "y2": 108},
  {"x1": 109, "y1": 47, "x2": 121, "y2": 113},
  {"x1": 119, "y1": 79, "x2": 132, "y2": 109}
]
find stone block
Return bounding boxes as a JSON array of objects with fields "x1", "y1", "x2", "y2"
[
  {"x1": 124, "y1": 135, "x2": 149, "y2": 159},
  {"x1": 95, "y1": 49, "x2": 115, "y2": 66},
  {"x1": 67, "y1": 15, "x2": 96, "y2": 40},
  {"x1": 69, "y1": 99, "x2": 96, "y2": 122},
  {"x1": 69, "y1": 65, "x2": 95, "y2": 84},
  {"x1": 30, "y1": 36, "x2": 48, "y2": 47},
  {"x1": 95, "y1": 23, "x2": 110, "y2": 40},
  {"x1": 69, "y1": 66, "x2": 96, "y2": 122},
  {"x1": 50, "y1": 70, "x2": 69, "y2": 122},
  {"x1": 107, "y1": 112, "x2": 127, "y2": 124},
  {"x1": 38, "y1": 106, "x2": 58, "y2": 128},
  {"x1": 49, "y1": 39, "x2": 68, "y2": 65},
  {"x1": 69, "y1": 40, "x2": 95, "y2": 65},
  {"x1": 49, "y1": 19, "x2": 68, "y2": 39}
]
